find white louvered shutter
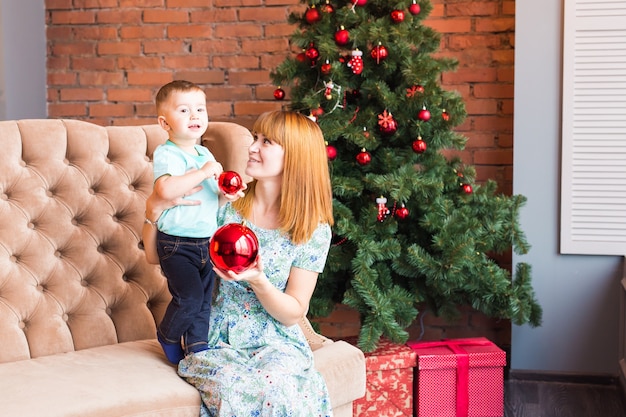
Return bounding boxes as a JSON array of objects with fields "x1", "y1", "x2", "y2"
[{"x1": 560, "y1": 0, "x2": 626, "y2": 255}]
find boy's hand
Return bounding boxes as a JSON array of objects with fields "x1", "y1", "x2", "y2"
[
  {"x1": 201, "y1": 161, "x2": 224, "y2": 180},
  {"x1": 221, "y1": 182, "x2": 247, "y2": 202}
]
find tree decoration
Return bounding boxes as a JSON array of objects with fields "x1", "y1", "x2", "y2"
[
  {"x1": 377, "y1": 109, "x2": 397, "y2": 135},
  {"x1": 321, "y1": 0, "x2": 334, "y2": 13},
  {"x1": 371, "y1": 42, "x2": 389, "y2": 64},
  {"x1": 273, "y1": 87, "x2": 285, "y2": 100},
  {"x1": 409, "y1": 0, "x2": 421, "y2": 15},
  {"x1": 305, "y1": 44, "x2": 320, "y2": 63},
  {"x1": 321, "y1": 60, "x2": 332, "y2": 75},
  {"x1": 391, "y1": 9, "x2": 405, "y2": 23},
  {"x1": 376, "y1": 196, "x2": 390, "y2": 222},
  {"x1": 442, "y1": 108, "x2": 450, "y2": 121},
  {"x1": 326, "y1": 143, "x2": 337, "y2": 160},
  {"x1": 296, "y1": 50, "x2": 307, "y2": 62},
  {"x1": 217, "y1": 171, "x2": 244, "y2": 195},
  {"x1": 209, "y1": 223, "x2": 259, "y2": 273},
  {"x1": 347, "y1": 49, "x2": 363, "y2": 75},
  {"x1": 270, "y1": 0, "x2": 542, "y2": 353},
  {"x1": 334, "y1": 26, "x2": 350, "y2": 46},
  {"x1": 412, "y1": 136, "x2": 427, "y2": 153},
  {"x1": 356, "y1": 148, "x2": 371, "y2": 165},
  {"x1": 395, "y1": 203, "x2": 409, "y2": 220},
  {"x1": 418, "y1": 105, "x2": 431, "y2": 121},
  {"x1": 304, "y1": 5, "x2": 321, "y2": 24},
  {"x1": 324, "y1": 80, "x2": 335, "y2": 100}
]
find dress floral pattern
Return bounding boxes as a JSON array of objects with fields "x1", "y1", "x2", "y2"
[{"x1": 178, "y1": 203, "x2": 333, "y2": 417}]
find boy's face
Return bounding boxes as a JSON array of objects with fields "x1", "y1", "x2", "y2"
[{"x1": 157, "y1": 89, "x2": 208, "y2": 143}]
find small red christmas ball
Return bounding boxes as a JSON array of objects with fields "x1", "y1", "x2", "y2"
[
  {"x1": 390, "y1": 10, "x2": 405, "y2": 23},
  {"x1": 418, "y1": 108, "x2": 431, "y2": 121},
  {"x1": 321, "y1": 60, "x2": 332, "y2": 75},
  {"x1": 334, "y1": 27, "x2": 349, "y2": 46},
  {"x1": 409, "y1": 1, "x2": 421, "y2": 15},
  {"x1": 379, "y1": 120, "x2": 397, "y2": 135},
  {"x1": 412, "y1": 138, "x2": 427, "y2": 154},
  {"x1": 356, "y1": 149, "x2": 371, "y2": 165},
  {"x1": 305, "y1": 6, "x2": 321, "y2": 24},
  {"x1": 218, "y1": 171, "x2": 244, "y2": 195},
  {"x1": 326, "y1": 144, "x2": 337, "y2": 160},
  {"x1": 209, "y1": 223, "x2": 259, "y2": 273},
  {"x1": 296, "y1": 51, "x2": 306, "y2": 62},
  {"x1": 354, "y1": 0, "x2": 367, "y2": 6},
  {"x1": 461, "y1": 184, "x2": 473, "y2": 194},
  {"x1": 311, "y1": 106, "x2": 324, "y2": 118},
  {"x1": 442, "y1": 109, "x2": 450, "y2": 121},
  {"x1": 370, "y1": 44, "x2": 388, "y2": 63},
  {"x1": 273, "y1": 88, "x2": 285, "y2": 100},
  {"x1": 395, "y1": 204, "x2": 409, "y2": 220},
  {"x1": 305, "y1": 45, "x2": 319, "y2": 61},
  {"x1": 321, "y1": 1, "x2": 334, "y2": 13}
]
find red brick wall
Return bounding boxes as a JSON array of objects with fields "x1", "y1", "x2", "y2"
[{"x1": 45, "y1": 0, "x2": 515, "y2": 345}]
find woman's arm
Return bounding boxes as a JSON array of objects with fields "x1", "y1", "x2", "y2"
[{"x1": 215, "y1": 262, "x2": 317, "y2": 326}]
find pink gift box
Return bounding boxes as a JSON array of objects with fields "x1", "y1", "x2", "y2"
[
  {"x1": 407, "y1": 337, "x2": 506, "y2": 417},
  {"x1": 347, "y1": 337, "x2": 417, "y2": 416}
]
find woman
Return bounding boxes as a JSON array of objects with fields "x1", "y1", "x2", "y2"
[{"x1": 143, "y1": 111, "x2": 335, "y2": 416}]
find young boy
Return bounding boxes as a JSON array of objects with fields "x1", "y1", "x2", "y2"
[{"x1": 149, "y1": 80, "x2": 223, "y2": 364}]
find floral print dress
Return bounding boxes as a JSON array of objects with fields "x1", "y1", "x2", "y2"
[{"x1": 178, "y1": 203, "x2": 333, "y2": 417}]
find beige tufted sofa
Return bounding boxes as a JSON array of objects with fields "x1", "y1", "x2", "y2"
[{"x1": 0, "y1": 119, "x2": 365, "y2": 417}]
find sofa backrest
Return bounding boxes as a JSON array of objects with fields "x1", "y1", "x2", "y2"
[{"x1": 0, "y1": 119, "x2": 253, "y2": 364}]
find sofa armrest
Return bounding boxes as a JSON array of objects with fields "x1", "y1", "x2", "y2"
[{"x1": 313, "y1": 340, "x2": 366, "y2": 410}]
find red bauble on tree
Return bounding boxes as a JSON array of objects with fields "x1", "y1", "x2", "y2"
[
  {"x1": 418, "y1": 105, "x2": 431, "y2": 121},
  {"x1": 273, "y1": 87, "x2": 285, "y2": 100},
  {"x1": 390, "y1": 9, "x2": 405, "y2": 23},
  {"x1": 353, "y1": 0, "x2": 367, "y2": 6},
  {"x1": 304, "y1": 6, "x2": 321, "y2": 24},
  {"x1": 305, "y1": 44, "x2": 319, "y2": 62},
  {"x1": 371, "y1": 42, "x2": 388, "y2": 64},
  {"x1": 442, "y1": 108, "x2": 450, "y2": 121},
  {"x1": 412, "y1": 136, "x2": 427, "y2": 153},
  {"x1": 395, "y1": 203, "x2": 409, "y2": 220},
  {"x1": 334, "y1": 26, "x2": 350, "y2": 46},
  {"x1": 209, "y1": 223, "x2": 259, "y2": 273},
  {"x1": 378, "y1": 109, "x2": 397, "y2": 136},
  {"x1": 461, "y1": 183, "x2": 473, "y2": 194},
  {"x1": 326, "y1": 143, "x2": 337, "y2": 160},
  {"x1": 321, "y1": 60, "x2": 332, "y2": 75},
  {"x1": 409, "y1": 0, "x2": 421, "y2": 15},
  {"x1": 321, "y1": 0, "x2": 334, "y2": 13},
  {"x1": 218, "y1": 171, "x2": 244, "y2": 195},
  {"x1": 356, "y1": 148, "x2": 371, "y2": 165}
]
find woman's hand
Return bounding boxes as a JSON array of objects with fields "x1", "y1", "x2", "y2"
[{"x1": 213, "y1": 256, "x2": 266, "y2": 285}]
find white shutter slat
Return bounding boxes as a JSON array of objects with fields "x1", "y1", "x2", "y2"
[{"x1": 561, "y1": 0, "x2": 626, "y2": 255}]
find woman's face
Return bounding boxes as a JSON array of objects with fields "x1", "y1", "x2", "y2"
[{"x1": 246, "y1": 132, "x2": 285, "y2": 180}]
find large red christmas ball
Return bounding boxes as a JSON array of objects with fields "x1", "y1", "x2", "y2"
[
  {"x1": 412, "y1": 138, "x2": 427, "y2": 153},
  {"x1": 218, "y1": 171, "x2": 244, "y2": 195},
  {"x1": 326, "y1": 144, "x2": 337, "y2": 160},
  {"x1": 370, "y1": 44, "x2": 388, "y2": 63},
  {"x1": 305, "y1": 45, "x2": 320, "y2": 61},
  {"x1": 334, "y1": 28, "x2": 350, "y2": 46},
  {"x1": 418, "y1": 107, "x2": 431, "y2": 121},
  {"x1": 209, "y1": 223, "x2": 259, "y2": 273}
]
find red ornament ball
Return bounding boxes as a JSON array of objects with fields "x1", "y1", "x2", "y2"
[
  {"x1": 321, "y1": 60, "x2": 332, "y2": 75},
  {"x1": 334, "y1": 27, "x2": 349, "y2": 46},
  {"x1": 409, "y1": 1, "x2": 421, "y2": 15},
  {"x1": 390, "y1": 9, "x2": 405, "y2": 23},
  {"x1": 296, "y1": 51, "x2": 307, "y2": 62},
  {"x1": 218, "y1": 171, "x2": 244, "y2": 195},
  {"x1": 442, "y1": 109, "x2": 450, "y2": 121},
  {"x1": 461, "y1": 184, "x2": 473, "y2": 194},
  {"x1": 326, "y1": 144, "x2": 337, "y2": 160},
  {"x1": 356, "y1": 149, "x2": 371, "y2": 165},
  {"x1": 305, "y1": 45, "x2": 320, "y2": 61},
  {"x1": 353, "y1": 0, "x2": 367, "y2": 6},
  {"x1": 418, "y1": 107, "x2": 431, "y2": 121},
  {"x1": 370, "y1": 44, "x2": 388, "y2": 63},
  {"x1": 412, "y1": 138, "x2": 427, "y2": 154},
  {"x1": 273, "y1": 88, "x2": 285, "y2": 100},
  {"x1": 321, "y1": 1, "x2": 334, "y2": 13},
  {"x1": 395, "y1": 204, "x2": 409, "y2": 220},
  {"x1": 209, "y1": 223, "x2": 259, "y2": 273},
  {"x1": 305, "y1": 6, "x2": 321, "y2": 24}
]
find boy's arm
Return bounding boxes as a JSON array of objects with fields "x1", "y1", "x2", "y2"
[{"x1": 154, "y1": 161, "x2": 223, "y2": 201}]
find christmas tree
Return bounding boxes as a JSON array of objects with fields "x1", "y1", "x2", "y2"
[{"x1": 270, "y1": 0, "x2": 542, "y2": 352}]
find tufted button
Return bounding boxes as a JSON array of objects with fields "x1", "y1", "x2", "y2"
[
  {"x1": 121, "y1": 275, "x2": 129, "y2": 282},
  {"x1": 128, "y1": 184, "x2": 136, "y2": 192},
  {"x1": 18, "y1": 321, "x2": 26, "y2": 329},
  {"x1": 97, "y1": 246, "x2": 104, "y2": 254},
  {"x1": 88, "y1": 188, "x2": 95, "y2": 195},
  {"x1": 105, "y1": 157, "x2": 111, "y2": 164},
  {"x1": 1, "y1": 192, "x2": 7, "y2": 201},
  {"x1": 80, "y1": 279, "x2": 89, "y2": 287},
  {"x1": 71, "y1": 218, "x2": 78, "y2": 226},
  {"x1": 54, "y1": 251, "x2": 61, "y2": 258},
  {"x1": 46, "y1": 190, "x2": 53, "y2": 198},
  {"x1": 105, "y1": 307, "x2": 112, "y2": 315},
  {"x1": 63, "y1": 158, "x2": 70, "y2": 165},
  {"x1": 9, "y1": 255, "x2": 17, "y2": 263},
  {"x1": 62, "y1": 313, "x2": 69, "y2": 322},
  {"x1": 27, "y1": 222, "x2": 35, "y2": 230},
  {"x1": 36, "y1": 284, "x2": 44, "y2": 292},
  {"x1": 112, "y1": 215, "x2": 119, "y2": 223}
]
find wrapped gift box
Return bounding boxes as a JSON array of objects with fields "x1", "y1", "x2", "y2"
[
  {"x1": 346, "y1": 337, "x2": 417, "y2": 416},
  {"x1": 407, "y1": 337, "x2": 506, "y2": 417}
]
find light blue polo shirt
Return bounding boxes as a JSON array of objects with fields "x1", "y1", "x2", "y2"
[{"x1": 153, "y1": 140, "x2": 219, "y2": 238}]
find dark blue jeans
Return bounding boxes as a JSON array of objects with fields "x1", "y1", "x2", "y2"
[{"x1": 156, "y1": 230, "x2": 215, "y2": 354}]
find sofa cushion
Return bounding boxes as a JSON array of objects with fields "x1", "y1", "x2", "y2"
[{"x1": 0, "y1": 340, "x2": 201, "y2": 417}]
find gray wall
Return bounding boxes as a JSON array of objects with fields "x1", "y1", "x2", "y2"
[
  {"x1": 512, "y1": 0, "x2": 623, "y2": 376},
  {"x1": 0, "y1": 0, "x2": 46, "y2": 120}
]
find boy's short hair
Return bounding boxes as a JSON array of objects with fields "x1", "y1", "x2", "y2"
[{"x1": 155, "y1": 80, "x2": 204, "y2": 113}]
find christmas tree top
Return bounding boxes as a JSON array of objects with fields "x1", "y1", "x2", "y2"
[{"x1": 271, "y1": 0, "x2": 542, "y2": 352}]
